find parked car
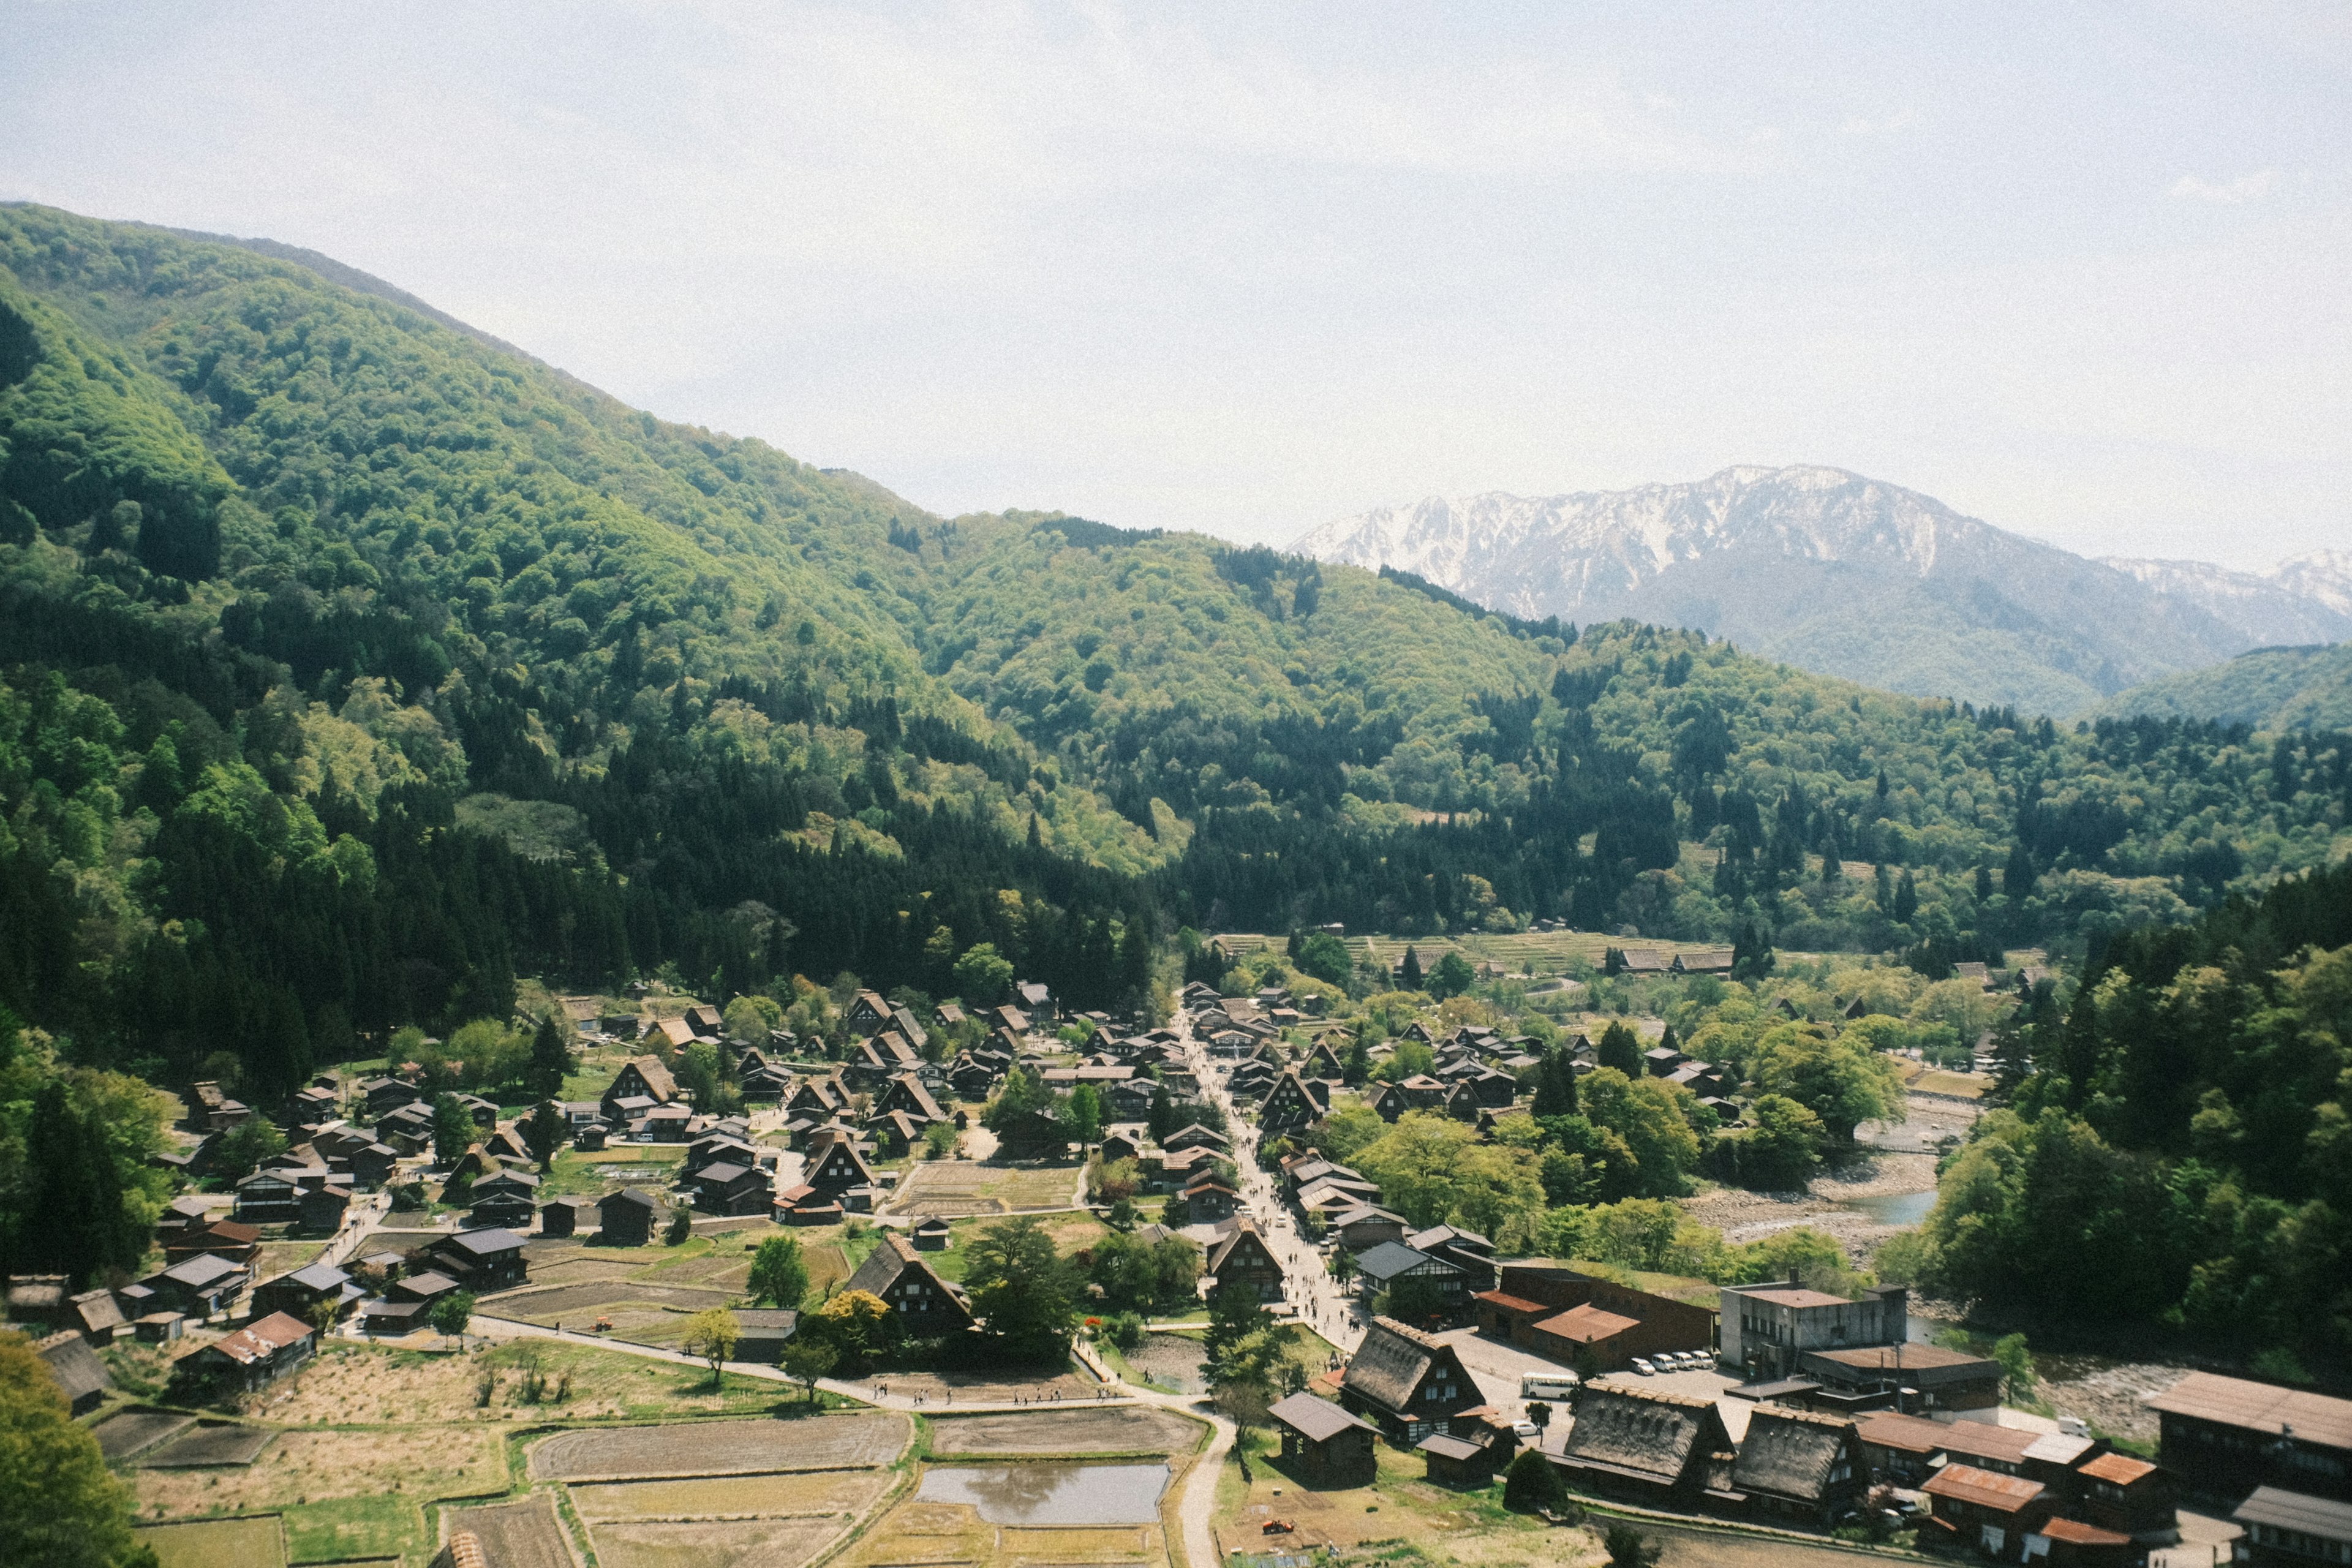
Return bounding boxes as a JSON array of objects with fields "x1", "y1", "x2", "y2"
[{"x1": 1632, "y1": 1357, "x2": 1656, "y2": 1376}]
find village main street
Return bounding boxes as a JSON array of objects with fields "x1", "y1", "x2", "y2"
[{"x1": 1174, "y1": 1014, "x2": 1365, "y2": 1353}]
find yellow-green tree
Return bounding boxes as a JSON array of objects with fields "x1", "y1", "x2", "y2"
[{"x1": 0, "y1": 1332, "x2": 154, "y2": 1567}]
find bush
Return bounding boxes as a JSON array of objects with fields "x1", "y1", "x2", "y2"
[
  {"x1": 1101, "y1": 1311, "x2": 1146, "y2": 1352},
  {"x1": 665, "y1": 1205, "x2": 693, "y2": 1245},
  {"x1": 1604, "y1": 1523, "x2": 1650, "y2": 1567},
  {"x1": 1501, "y1": 1447, "x2": 1562, "y2": 1513}
]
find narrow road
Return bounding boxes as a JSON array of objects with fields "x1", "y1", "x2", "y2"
[{"x1": 1177, "y1": 1015, "x2": 1363, "y2": 1352}]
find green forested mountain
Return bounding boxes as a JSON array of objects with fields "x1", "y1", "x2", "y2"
[
  {"x1": 2, "y1": 203, "x2": 2348, "y2": 1107},
  {"x1": 2094, "y1": 641, "x2": 2352, "y2": 732},
  {"x1": 1892, "y1": 861, "x2": 2352, "y2": 1359}
]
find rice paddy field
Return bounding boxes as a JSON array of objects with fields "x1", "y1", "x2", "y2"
[
  {"x1": 526, "y1": 1411, "x2": 910, "y2": 1481},
  {"x1": 133, "y1": 1515, "x2": 286, "y2": 1568},
  {"x1": 845, "y1": 1410, "x2": 1208, "y2": 1568},
  {"x1": 442, "y1": 1496, "x2": 575, "y2": 1568},
  {"x1": 92, "y1": 1408, "x2": 194, "y2": 1461},
  {"x1": 926, "y1": 1408, "x2": 1201, "y2": 1457}
]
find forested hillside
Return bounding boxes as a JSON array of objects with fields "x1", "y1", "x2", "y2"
[
  {"x1": 1890, "y1": 861, "x2": 2352, "y2": 1361},
  {"x1": 2, "y1": 203, "x2": 2348, "y2": 1106},
  {"x1": 2094, "y1": 641, "x2": 2352, "y2": 732}
]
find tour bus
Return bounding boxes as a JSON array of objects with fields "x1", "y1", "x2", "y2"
[{"x1": 1519, "y1": 1373, "x2": 1578, "y2": 1401}]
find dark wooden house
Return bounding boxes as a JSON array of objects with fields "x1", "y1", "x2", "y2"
[
  {"x1": 1269, "y1": 1390, "x2": 1376, "y2": 1483},
  {"x1": 598, "y1": 1188, "x2": 663, "y2": 1246},
  {"x1": 1206, "y1": 1221, "x2": 1286, "y2": 1303},
  {"x1": 1554, "y1": 1384, "x2": 1733, "y2": 1504},
  {"x1": 1730, "y1": 1406, "x2": 1865, "y2": 1525},
  {"x1": 842, "y1": 1231, "x2": 971, "y2": 1333},
  {"x1": 1338, "y1": 1316, "x2": 1482, "y2": 1447}
]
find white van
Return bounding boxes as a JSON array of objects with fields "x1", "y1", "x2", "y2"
[{"x1": 1519, "y1": 1374, "x2": 1578, "y2": 1401}]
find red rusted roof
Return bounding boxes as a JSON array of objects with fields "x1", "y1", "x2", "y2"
[{"x1": 1923, "y1": 1463, "x2": 2046, "y2": 1513}]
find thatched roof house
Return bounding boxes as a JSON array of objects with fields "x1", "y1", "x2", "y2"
[
  {"x1": 1555, "y1": 1383, "x2": 1733, "y2": 1504},
  {"x1": 1339, "y1": 1316, "x2": 1480, "y2": 1446},
  {"x1": 1730, "y1": 1405, "x2": 1865, "y2": 1525}
]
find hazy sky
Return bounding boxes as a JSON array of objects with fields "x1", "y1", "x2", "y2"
[{"x1": 6, "y1": 2, "x2": 2348, "y2": 568}]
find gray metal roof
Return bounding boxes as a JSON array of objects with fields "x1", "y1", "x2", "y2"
[
  {"x1": 2235, "y1": 1487, "x2": 2352, "y2": 1540},
  {"x1": 1269, "y1": 1392, "x2": 1372, "y2": 1443},
  {"x1": 1355, "y1": 1242, "x2": 1458, "y2": 1284}
]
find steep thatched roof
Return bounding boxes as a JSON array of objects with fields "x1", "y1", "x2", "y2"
[
  {"x1": 1558, "y1": 1384, "x2": 1727, "y2": 1486},
  {"x1": 36, "y1": 1331, "x2": 110, "y2": 1404},
  {"x1": 1731, "y1": 1406, "x2": 1854, "y2": 1501},
  {"x1": 846, "y1": 1230, "x2": 922, "y2": 1297},
  {"x1": 1343, "y1": 1316, "x2": 1468, "y2": 1415}
]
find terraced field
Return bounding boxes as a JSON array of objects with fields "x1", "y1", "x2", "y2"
[
  {"x1": 92, "y1": 1409, "x2": 192, "y2": 1461},
  {"x1": 571, "y1": 1469, "x2": 893, "y2": 1521},
  {"x1": 590, "y1": 1515, "x2": 845, "y2": 1568},
  {"x1": 443, "y1": 1495, "x2": 574, "y2": 1568},
  {"x1": 134, "y1": 1515, "x2": 285, "y2": 1568},
  {"x1": 927, "y1": 1409, "x2": 1202, "y2": 1457},
  {"x1": 140, "y1": 1422, "x2": 274, "y2": 1468},
  {"x1": 528, "y1": 1411, "x2": 911, "y2": 1481}
]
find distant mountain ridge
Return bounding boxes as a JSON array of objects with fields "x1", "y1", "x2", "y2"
[
  {"x1": 1292, "y1": 466, "x2": 2352, "y2": 717},
  {"x1": 2096, "y1": 553, "x2": 2352, "y2": 650},
  {"x1": 2095, "y1": 642, "x2": 2352, "y2": 732}
]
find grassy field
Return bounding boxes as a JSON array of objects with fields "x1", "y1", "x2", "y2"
[
  {"x1": 134, "y1": 1515, "x2": 285, "y2": 1568},
  {"x1": 537, "y1": 1145, "x2": 686, "y2": 1199},
  {"x1": 887, "y1": 1211, "x2": 1109, "y2": 1285},
  {"x1": 892, "y1": 1158, "x2": 1087, "y2": 1217},
  {"x1": 249, "y1": 1238, "x2": 330, "y2": 1277},
  {"x1": 1904, "y1": 1065, "x2": 1991, "y2": 1098},
  {"x1": 262, "y1": 1339, "x2": 821, "y2": 1425},
  {"x1": 134, "y1": 1426, "x2": 504, "y2": 1563},
  {"x1": 1562, "y1": 1259, "x2": 1722, "y2": 1309}
]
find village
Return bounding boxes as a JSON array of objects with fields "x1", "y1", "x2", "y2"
[{"x1": 7, "y1": 937, "x2": 2348, "y2": 1568}]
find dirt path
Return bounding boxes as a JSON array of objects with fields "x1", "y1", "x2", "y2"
[{"x1": 1174, "y1": 1405, "x2": 1234, "y2": 1568}]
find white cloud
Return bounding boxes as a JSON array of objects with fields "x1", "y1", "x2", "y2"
[{"x1": 2170, "y1": 169, "x2": 2280, "y2": 203}]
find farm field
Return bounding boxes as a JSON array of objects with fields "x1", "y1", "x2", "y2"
[
  {"x1": 571, "y1": 1468, "x2": 893, "y2": 1521},
  {"x1": 139, "y1": 1421, "x2": 274, "y2": 1468},
  {"x1": 92, "y1": 1408, "x2": 193, "y2": 1461},
  {"x1": 979, "y1": 1165, "x2": 1087, "y2": 1210},
  {"x1": 927, "y1": 1408, "x2": 1202, "y2": 1457},
  {"x1": 527, "y1": 1410, "x2": 910, "y2": 1480},
  {"x1": 838, "y1": 1497, "x2": 995, "y2": 1568},
  {"x1": 119, "y1": 1336, "x2": 909, "y2": 1567},
  {"x1": 134, "y1": 1426, "x2": 506, "y2": 1564},
  {"x1": 134, "y1": 1514, "x2": 286, "y2": 1568},
  {"x1": 256, "y1": 1339, "x2": 800, "y2": 1425},
  {"x1": 1115, "y1": 1332, "x2": 1205, "y2": 1393},
  {"x1": 891, "y1": 1159, "x2": 1085, "y2": 1218},
  {"x1": 846, "y1": 1477, "x2": 1179, "y2": 1568},
  {"x1": 443, "y1": 1495, "x2": 576, "y2": 1568},
  {"x1": 248, "y1": 1238, "x2": 330, "y2": 1278},
  {"x1": 589, "y1": 1515, "x2": 845, "y2": 1568}
]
